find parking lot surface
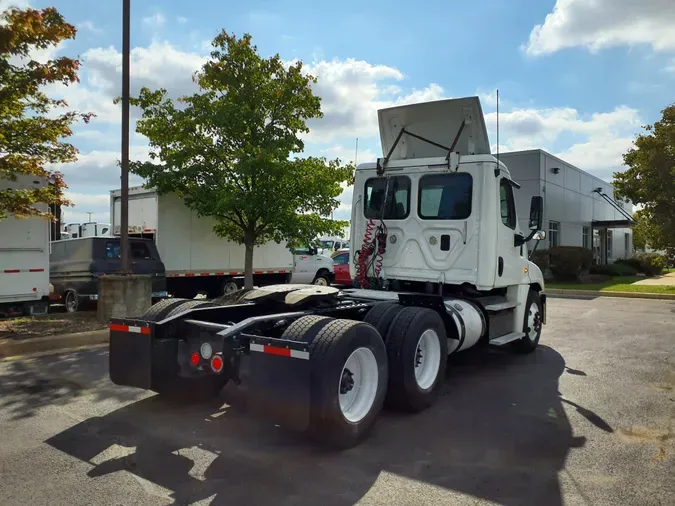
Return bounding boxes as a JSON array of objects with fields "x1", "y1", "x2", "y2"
[{"x1": 1, "y1": 296, "x2": 674, "y2": 506}]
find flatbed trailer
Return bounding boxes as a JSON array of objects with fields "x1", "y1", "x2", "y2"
[{"x1": 109, "y1": 97, "x2": 548, "y2": 449}]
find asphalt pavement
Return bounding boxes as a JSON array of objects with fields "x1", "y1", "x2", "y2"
[{"x1": 1, "y1": 296, "x2": 674, "y2": 506}]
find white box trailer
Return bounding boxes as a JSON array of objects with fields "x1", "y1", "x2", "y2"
[
  {"x1": 0, "y1": 175, "x2": 50, "y2": 317},
  {"x1": 110, "y1": 188, "x2": 335, "y2": 298},
  {"x1": 110, "y1": 186, "x2": 157, "y2": 238}
]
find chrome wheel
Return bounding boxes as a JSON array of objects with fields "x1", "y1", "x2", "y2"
[
  {"x1": 313, "y1": 276, "x2": 329, "y2": 286},
  {"x1": 526, "y1": 303, "x2": 541, "y2": 341}
]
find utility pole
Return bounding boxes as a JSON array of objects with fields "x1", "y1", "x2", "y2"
[
  {"x1": 120, "y1": 0, "x2": 130, "y2": 274},
  {"x1": 87, "y1": 212, "x2": 92, "y2": 221}
]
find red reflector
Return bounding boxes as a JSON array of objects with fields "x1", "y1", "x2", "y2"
[
  {"x1": 263, "y1": 345, "x2": 292, "y2": 357},
  {"x1": 211, "y1": 355, "x2": 224, "y2": 372},
  {"x1": 190, "y1": 352, "x2": 200, "y2": 366}
]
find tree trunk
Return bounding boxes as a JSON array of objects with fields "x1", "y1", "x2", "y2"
[{"x1": 244, "y1": 239, "x2": 255, "y2": 290}]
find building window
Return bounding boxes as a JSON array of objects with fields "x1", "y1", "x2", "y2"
[
  {"x1": 548, "y1": 221, "x2": 560, "y2": 248},
  {"x1": 582, "y1": 226, "x2": 590, "y2": 249},
  {"x1": 418, "y1": 173, "x2": 473, "y2": 220},
  {"x1": 499, "y1": 179, "x2": 516, "y2": 229}
]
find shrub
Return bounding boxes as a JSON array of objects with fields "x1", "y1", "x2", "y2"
[
  {"x1": 632, "y1": 253, "x2": 667, "y2": 276},
  {"x1": 590, "y1": 263, "x2": 637, "y2": 277},
  {"x1": 615, "y1": 258, "x2": 643, "y2": 273},
  {"x1": 548, "y1": 246, "x2": 593, "y2": 282},
  {"x1": 530, "y1": 249, "x2": 549, "y2": 272}
]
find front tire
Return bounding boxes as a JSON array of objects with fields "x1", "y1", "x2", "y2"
[
  {"x1": 384, "y1": 307, "x2": 448, "y2": 412},
  {"x1": 286, "y1": 317, "x2": 388, "y2": 449},
  {"x1": 312, "y1": 271, "x2": 331, "y2": 286},
  {"x1": 511, "y1": 290, "x2": 543, "y2": 354},
  {"x1": 64, "y1": 290, "x2": 79, "y2": 313}
]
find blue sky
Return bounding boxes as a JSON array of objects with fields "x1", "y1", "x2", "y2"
[{"x1": 4, "y1": 0, "x2": 674, "y2": 223}]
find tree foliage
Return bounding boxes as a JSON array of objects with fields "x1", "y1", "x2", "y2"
[
  {"x1": 129, "y1": 31, "x2": 353, "y2": 288},
  {"x1": 614, "y1": 104, "x2": 675, "y2": 253},
  {"x1": 0, "y1": 6, "x2": 93, "y2": 220}
]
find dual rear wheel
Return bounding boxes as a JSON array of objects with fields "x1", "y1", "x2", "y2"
[{"x1": 283, "y1": 305, "x2": 448, "y2": 449}]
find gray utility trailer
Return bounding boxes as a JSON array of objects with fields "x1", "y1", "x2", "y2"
[{"x1": 109, "y1": 97, "x2": 548, "y2": 449}]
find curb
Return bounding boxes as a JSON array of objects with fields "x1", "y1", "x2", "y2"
[
  {"x1": 544, "y1": 289, "x2": 675, "y2": 300},
  {"x1": 0, "y1": 329, "x2": 108, "y2": 358}
]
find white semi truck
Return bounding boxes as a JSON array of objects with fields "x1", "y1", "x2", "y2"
[
  {"x1": 109, "y1": 97, "x2": 547, "y2": 449},
  {"x1": 110, "y1": 188, "x2": 335, "y2": 298},
  {"x1": 0, "y1": 175, "x2": 51, "y2": 317}
]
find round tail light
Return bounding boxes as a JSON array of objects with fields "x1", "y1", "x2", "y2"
[
  {"x1": 190, "y1": 352, "x2": 200, "y2": 367},
  {"x1": 211, "y1": 354, "x2": 224, "y2": 373}
]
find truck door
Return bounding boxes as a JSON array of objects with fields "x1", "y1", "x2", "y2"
[
  {"x1": 291, "y1": 247, "x2": 315, "y2": 284},
  {"x1": 496, "y1": 177, "x2": 527, "y2": 287}
]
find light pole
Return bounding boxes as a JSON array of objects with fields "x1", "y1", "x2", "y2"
[{"x1": 120, "y1": 0, "x2": 131, "y2": 274}]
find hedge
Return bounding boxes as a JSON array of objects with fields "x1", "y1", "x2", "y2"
[{"x1": 548, "y1": 246, "x2": 593, "y2": 282}]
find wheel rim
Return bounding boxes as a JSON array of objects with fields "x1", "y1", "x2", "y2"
[
  {"x1": 223, "y1": 282, "x2": 238, "y2": 294},
  {"x1": 526, "y1": 303, "x2": 541, "y2": 341},
  {"x1": 314, "y1": 276, "x2": 328, "y2": 286},
  {"x1": 338, "y1": 347, "x2": 379, "y2": 423},
  {"x1": 66, "y1": 292, "x2": 77, "y2": 312},
  {"x1": 414, "y1": 329, "x2": 442, "y2": 390}
]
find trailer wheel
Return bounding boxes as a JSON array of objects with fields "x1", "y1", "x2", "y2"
[
  {"x1": 222, "y1": 280, "x2": 239, "y2": 295},
  {"x1": 511, "y1": 290, "x2": 543, "y2": 354},
  {"x1": 164, "y1": 299, "x2": 216, "y2": 319},
  {"x1": 287, "y1": 318, "x2": 388, "y2": 449},
  {"x1": 141, "y1": 298, "x2": 191, "y2": 322},
  {"x1": 64, "y1": 290, "x2": 79, "y2": 313},
  {"x1": 363, "y1": 302, "x2": 404, "y2": 340},
  {"x1": 384, "y1": 307, "x2": 448, "y2": 412}
]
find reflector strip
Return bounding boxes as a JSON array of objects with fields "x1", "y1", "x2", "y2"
[
  {"x1": 109, "y1": 323, "x2": 151, "y2": 334},
  {"x1": 250, "y1": 342, "x2": 309, "y2": 360},
  {"x1": 3, "y1": 268, "x2": 45, "y2": 273},
  {"x1": 166, "y1": 269, "x2": 291, "y2": 278}
]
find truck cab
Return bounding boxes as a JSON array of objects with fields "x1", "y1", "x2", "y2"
[
  {"x1": 350, "y1": 96, "x2": 545, "y2": 296},
  {"x1": 290, "y1": 245, "x2": 335, "y2": 286}
]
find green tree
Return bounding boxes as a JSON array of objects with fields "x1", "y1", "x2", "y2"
[
  {"x1": 0, "y1": 6, "x2": 92, "y2": 220},
  {"x1": 630, "y1": 209, "x2": 662, "y2": 252},
  {"x1": 614, "y1": 104, "x2": 675, "y2": 253},
  {"x1": 129, "y1": 31, "x2": 352, "y2": 290}
]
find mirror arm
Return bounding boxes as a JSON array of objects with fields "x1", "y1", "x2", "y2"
[{"x1": 528, "y1": 238, "x2": 542, "y2": 259}]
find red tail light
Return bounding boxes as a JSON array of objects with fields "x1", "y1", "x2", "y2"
[
  {"x1": 211, "y1": 354, "x2": 224, "y2": 372},
  {"x1": 190, "y1": 352, "x2": 200, "y2": 367}
]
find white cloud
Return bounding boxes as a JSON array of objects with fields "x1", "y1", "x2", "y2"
[
  {"x1": 177, "y1": 16, "x2": 188, "y2": 24},
  {"x1": 524, "y1": 0, "x2": 675, "y2": 56},
  {"x1": 51, "y1": 147, "x2": 149, "y2": 190},
  {"x1": 78, "y1": 20, "x2": 102, "y2": 34},
  {"x1": 142, "y1": 13, "x2": 166, "y2": 30},
  {"x1": 62, "y1": 192, "x2": 111, "y2": 224},
  {"x1": 298, "y1": 58, "x2": 446, "y2": 143},
  {"x1": 319, "y1": 144, "x2": 378, "y2": 165}
]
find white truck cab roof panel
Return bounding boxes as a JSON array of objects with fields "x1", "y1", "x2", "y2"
[{"x1": 378, "y1": 97, "x2": 491, "y2": 160}]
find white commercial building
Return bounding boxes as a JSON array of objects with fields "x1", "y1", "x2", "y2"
[{"x1": 498, "y1": 149, "x2": 634, "y2": 264}]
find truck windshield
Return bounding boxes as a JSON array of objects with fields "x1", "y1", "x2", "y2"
[
  {"x1": 364, "y1": 176, "x2": 411, "y2": 220},
  {"x1": 418, "y1": 173, "x2": 473, "y2": 220}
]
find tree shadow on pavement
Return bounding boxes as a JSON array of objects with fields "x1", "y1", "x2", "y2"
[
  {"x1": 0, "y1": 347, "x2": 146, "y2": 419},
  {"x1": 45, "y1": 345, "x2": 606, "y2": 506}
]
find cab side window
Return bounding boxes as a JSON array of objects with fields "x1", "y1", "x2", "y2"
[{"x1": 499, "y1": 179, "x2": 516, "y2": 229}]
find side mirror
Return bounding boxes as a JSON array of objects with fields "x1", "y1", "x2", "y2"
[
  {"x1": 529, "y1": 196, "x2": 543, "y2": 230},
  {"x1": 532, "y1": 230, "x2": 546, "y2": 241}
]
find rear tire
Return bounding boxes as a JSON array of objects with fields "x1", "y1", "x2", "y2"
[
  {"x1": 141, "y1": 298, "x2": 190, "y2": 322},
  {"x1": 384, "y1": 307, "x2": 448, "y2": 412},
  {"x1": 363, "y1": 302, "x2": 405, "y2": 340},
  {"x1": 511, "y1": 290, "x2": 543, "y2": 354},
  {"x1": 164, "y1": 300, "x2": 216, "y2": 319},
  {"x1": 64, "y1": 290, "x2": 79, "y2": 313},
  {"x1": 287, "y1": 318, "x2": 388, "y2": 449}
]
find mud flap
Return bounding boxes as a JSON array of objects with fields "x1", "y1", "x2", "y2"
[
  {"x1": 246, "y1": 335, "x2": 311, "y2": 432},
  {"x1": 109, "y1": 320, "x2": 153, "y2": 390}
]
